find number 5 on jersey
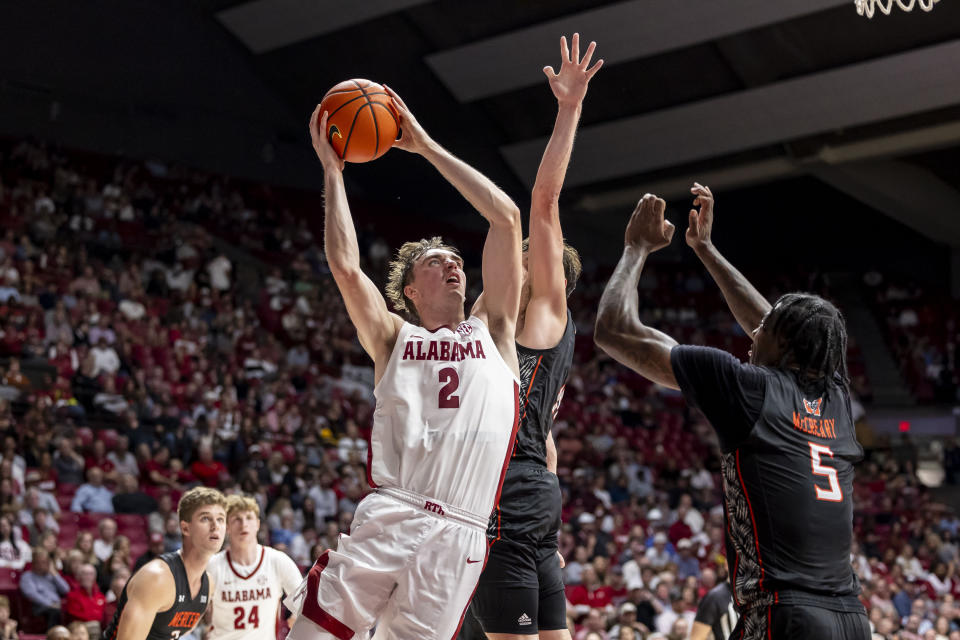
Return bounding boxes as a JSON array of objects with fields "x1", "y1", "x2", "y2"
[{"x1": 808, "y1": 442, "x2": 842, "y2": 502}]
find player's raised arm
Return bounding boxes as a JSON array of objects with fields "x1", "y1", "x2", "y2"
[
  {"x1": 310, "y1": 106, "x2": 403, "y2": 369},
  {"x1": 113, "y1": 561, "x2": 175, "y2": 640},
  {"x1": 525, "y1": 34, "x2": 603, "y2": 345},
  {"x1": 386, "y1": 87, "x2": 522, "y2": 355},
  {"x1": 686, "y1": 183, "x2": 771, "y2": 335},
  {"x1": 594, "y1": 194, "x2": 680, "y2": 390}
]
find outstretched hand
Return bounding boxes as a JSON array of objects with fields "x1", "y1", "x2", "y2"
[
  {"x1": 685, "y1": 182, "x2": 714, "y2": 252},
  {"x1": 309, "y1": 105, "x2": 344, "y2": 172},
  {"x1": 543, "y1": 33, "x2": 604, "y2": 107},
  {"x1": 625, "y1": 193, "x2": 675, "y2": 253},
  {"x1": 384, "y1": 85, "x2": 430, "y2": 155}
]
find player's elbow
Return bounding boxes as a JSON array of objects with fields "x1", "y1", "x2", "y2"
[
  {"x1": 530, "y1": 185, "x2": 561, "y2": 211},
  {"x1": 501, "y1": 203, "x2": 522, "y2": 229},
  {"x1": 328, "y1": 263, "x2": 364, "y2": 288},
  {"x1": 594, "y1": 309, "x2": 629, "y2": 346},
  {"x1": 593, "y1": 316, "x2": 624, "y2": 354}
]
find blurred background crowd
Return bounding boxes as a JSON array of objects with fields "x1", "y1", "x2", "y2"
[{"x1": 0, "y1": 138, "x2": 957, "y2": 640}]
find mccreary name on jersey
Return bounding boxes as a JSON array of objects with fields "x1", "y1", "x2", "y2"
[{"x1": 401, "y1": 339, "x2": 486, "y2": 362}]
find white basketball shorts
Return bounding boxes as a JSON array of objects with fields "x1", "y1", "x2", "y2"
[{"x1": 285, "y1": 488, "x2": 490, "y2": 640}]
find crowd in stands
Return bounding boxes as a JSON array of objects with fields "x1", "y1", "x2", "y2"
[
  {"x1": 865, "y1": 270, "x2": 960, "y2": 404},
  {"x1": 0, "y1": 137, "x2": 952, "y2": 640}
]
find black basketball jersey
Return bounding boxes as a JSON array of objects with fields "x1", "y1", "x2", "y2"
[
  {"x1": 695, "y1": 581, "x2": 738, "y2": 640},
  {"x1": 102, "y1": 552, "x2": 210, "y2": 640},
  {"x1": 511, "y1": 310, "x2": 576, "y2": 466},
  {"x1": 671, "y1": 346, "x2": 863, "y2": 615}
]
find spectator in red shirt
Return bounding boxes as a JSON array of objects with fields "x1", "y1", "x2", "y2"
[
  {"x1": 668, "y1": 505, "x2": 694, "y2": 546},
  {"x1": 568, "y1": 566, "x2": 614, "y2": 617},
  {"x1": 142, "y1": 446, "x2": 181, "y2": 496},
  {"x1": 84, "y1": 440, "x2": 116, "y2": 484},
  {"x1": 63, "y1": 563, "x2": 105, "y2": 637},
  {"x1": 190, "y1": 442, "x2": 226, "y2": 488}
]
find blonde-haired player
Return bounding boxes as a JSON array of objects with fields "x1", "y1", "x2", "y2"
[
  {"x1": 101, "y1": 487, "x2": 227, "y2": 640},
  {"x1": 207, "y1": 495, "x2": 302, "y2": 640}
]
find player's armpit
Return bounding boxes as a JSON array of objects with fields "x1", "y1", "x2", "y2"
[{"x1": 114, "y1": 561, "x2": 175, "y2": 640}]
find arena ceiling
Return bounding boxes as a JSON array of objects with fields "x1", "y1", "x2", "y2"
[
  {"x1": 4, "y1": 0, "x2": 960, "y2": 260},
  {"x1": 208, "y1": 0, "x2": 960, "y2": 249}
]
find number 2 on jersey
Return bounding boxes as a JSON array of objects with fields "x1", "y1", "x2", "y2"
[
  {"x1": 438, "y1": 367, "x2": 460, "y2": 408},
  {"x1": 808, "y1": 442, "x2": 842, "y2": 502},
  {"x1": 234, "y1": 605, "x2": 259, "y2": 629}
]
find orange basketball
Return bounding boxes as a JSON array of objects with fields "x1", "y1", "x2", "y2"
[{"x1": 318, "y1": 79, "x2": 399, "y2": 163}]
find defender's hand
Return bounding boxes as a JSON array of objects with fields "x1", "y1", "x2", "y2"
[
  {"x1": 686, "y1": 182, "x2": 715, "y2": 252},
  {"x1": 556, "y1": 550, "x2": 566, "y2": 568},
  {"x1": 625, "y1": 193, "x2": 674, "y2": 253},
  {"x1": 543, "y1": 33, "x2": 604, "y2": 107},
  {"x1": 384, "y1": 85, "x2": 430, "y2": 155},
  {"x1": 309, "y1": 106, "x2": 345, "y2": 172}
]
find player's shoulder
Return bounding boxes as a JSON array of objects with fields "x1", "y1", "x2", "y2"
[
  {"x1": 262, "y1": 545, "x2": 299, "y2": 568},
  {"x1": 207, "y1": 550, "x2": 228, "y2": 570},
  {"x1": 128, "y1": 558, "x2": 176, "y2": 600}
]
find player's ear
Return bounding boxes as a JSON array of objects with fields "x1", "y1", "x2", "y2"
[{"x1": 404, "y1": 283, "x2": 418, "y2": 304}]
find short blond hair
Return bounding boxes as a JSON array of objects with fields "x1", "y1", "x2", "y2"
[
  {"x1": 385, "y1": 237, "x2": 460, "y2": 323},
  {"x1": 177, "y1": 487, "x2": 227, "y2": 523},
  {"x1": 226, "y1": 494, "x2": 260, "y2": 521}
]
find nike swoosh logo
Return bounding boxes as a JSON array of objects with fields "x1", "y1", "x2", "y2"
[{"x1": 466, "y1": 558, "x2": 481, "y2": 564}]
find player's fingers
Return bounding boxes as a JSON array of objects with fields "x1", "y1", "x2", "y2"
[
  {"x1": 654, "y1": 196, "x2": 666, "y2": 218},
  {"x1": 580, "y1": 41, "x2": 596, "y2": 69},
  {"x1": 586, "y1": 59, "x2": 604, "y2": 79},
  {"x1": 560, "y1": 35, "x2": 569, "y2": 62},
  {"x1": 383, "y1": 85, "x2": 408, "y2": 112},
  {"x1": 664, "y1": 220, "x2": 676, "y2": 241},
  {"x1": 689, "y1": 209, "x2": 698, "y2": 231},
  {"x1": 543, "y1": 66, "x2": 556, "y2": 79},
  {"x1": 571, "y1": 32, "x2": 580, "y2": 63}
]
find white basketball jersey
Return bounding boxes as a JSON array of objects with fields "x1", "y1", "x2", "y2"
[
  {"x1": 208, "y1": 546, "x2": 303, "y2": 640},
  {"x1": 371, "y1": 316, "x2": 520, "y2": 516}
]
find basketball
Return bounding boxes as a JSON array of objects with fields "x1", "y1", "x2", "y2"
[{"x1": 318, "y1": 79, "x2": 399, "y2": 163}]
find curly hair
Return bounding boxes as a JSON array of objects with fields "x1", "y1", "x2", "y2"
[
  {"x1": 521, "y1": 238, "x2": 582, "y2": 297},
  {"x1": 385, "y1": 236, "x2": 460, "y2": 323},
  {"x1": 766, "y1": 292, "x2": 849, "y2": 394}
]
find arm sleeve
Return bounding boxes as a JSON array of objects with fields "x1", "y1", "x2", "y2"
[
  {"x1": 670, "y1": 345, "x2": 767, "y2": 452},
  {"x1": 55, "y1": 573, "x2": 70, "y2": 595},
  {"x1": 19, "y1": 574, "x2": 41, "y2": 605},
  {"x1": 70, "y1": 487, "x2": 86, "y2": 513}
]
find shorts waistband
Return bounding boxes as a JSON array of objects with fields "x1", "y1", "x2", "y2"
[{"x1": 375, "y1": 487, "x2": 489, "y2": 531}]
